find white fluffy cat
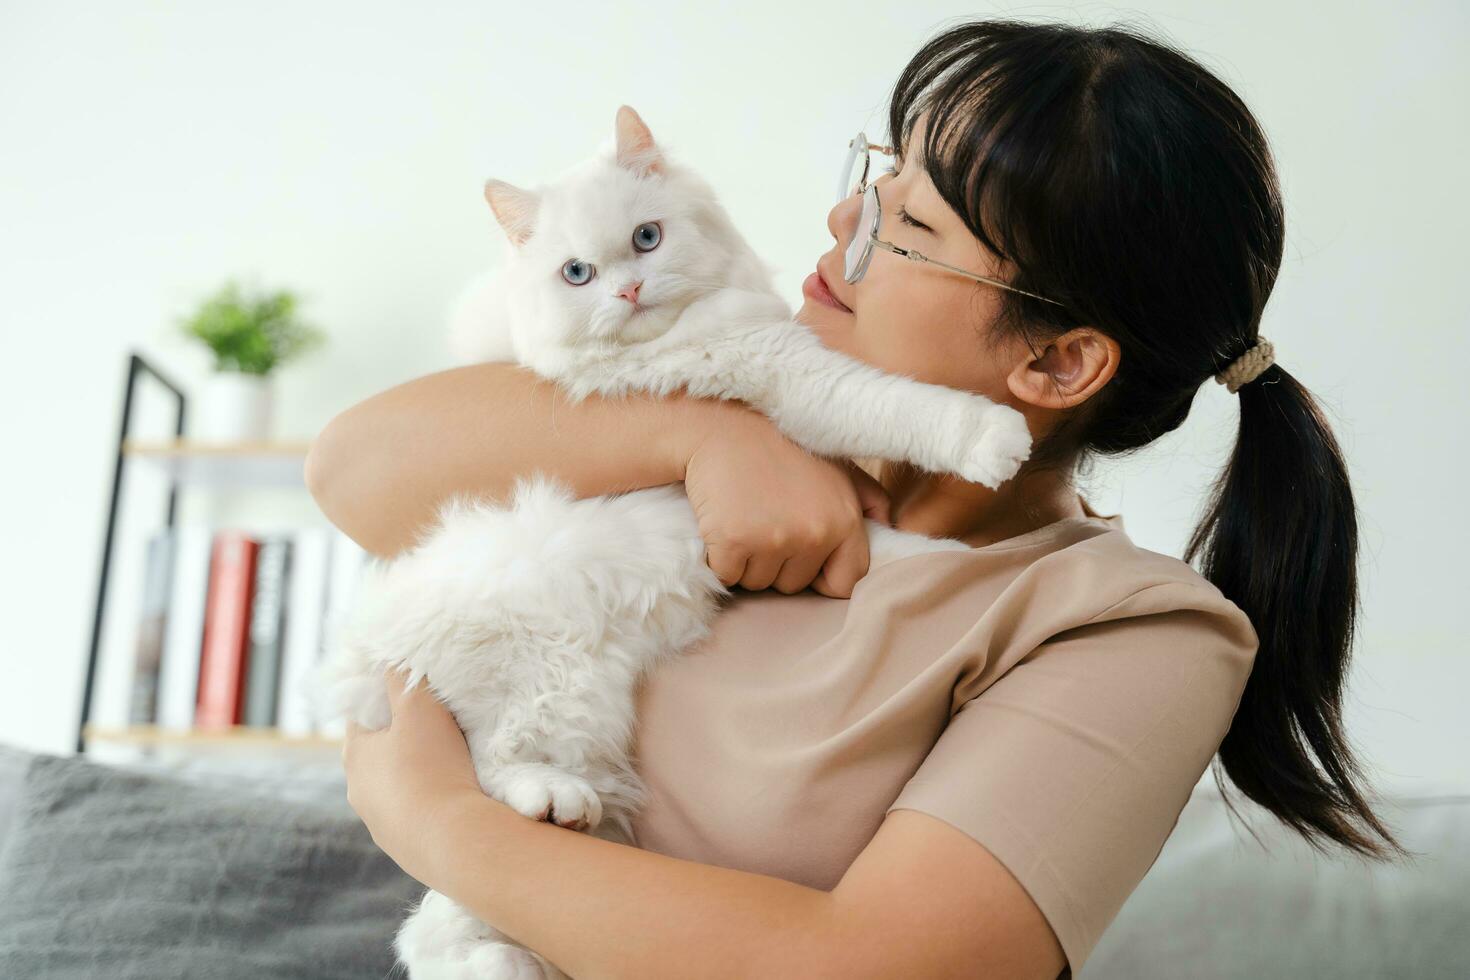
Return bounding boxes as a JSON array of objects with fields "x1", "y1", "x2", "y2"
[{"x1": 318, "y1": 106, "x2": 1032, "y2": 980}]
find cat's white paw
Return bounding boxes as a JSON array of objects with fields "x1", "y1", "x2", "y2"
[
  {"x1": 496, "y1": 766, "x2": 604, "y2": 831},
  {"x1": 958, "y1": 406, "x2": 1033, "y2": 489}
]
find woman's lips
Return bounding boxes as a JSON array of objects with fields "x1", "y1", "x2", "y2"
[{"x1": 802, "y1": 268, "x2": 853, "y2": 313}]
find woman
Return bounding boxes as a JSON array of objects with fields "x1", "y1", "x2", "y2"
[{"x1": 308, "y1": 19, "x2": 1406, "y2": 980}]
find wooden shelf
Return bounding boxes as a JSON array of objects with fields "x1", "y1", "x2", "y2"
[
  {"x1": 83, "y1": 723, "x2": 342, "y2": 750},
  {"x1": 123, "y1": 439, "x2": 312, "y2": 488}
]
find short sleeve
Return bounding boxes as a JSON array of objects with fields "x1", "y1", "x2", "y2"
[{"x1": 885, "y1": 582, "x2": 1259, "y2": 977}]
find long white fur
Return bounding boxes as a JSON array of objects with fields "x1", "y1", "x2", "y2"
[{"x1": 316, "y1": 106, "x2": 1029, "y2": 980}]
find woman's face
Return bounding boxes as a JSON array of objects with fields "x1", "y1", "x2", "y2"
[{"x1": 795, "y1": 115, "x2": 1025, "y2": 404}]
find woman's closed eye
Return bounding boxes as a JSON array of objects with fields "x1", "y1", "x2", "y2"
[
  {"x1": 878, "y1": 161, "x2": 934, "y2": 234},
  {"x1": 898, "y1": 206, "x2": 932, "y2": 233}
]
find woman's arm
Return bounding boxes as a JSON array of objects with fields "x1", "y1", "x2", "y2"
[
  {"x1": 305, "y1": 361, "x2": 722, "y2": 559},
  {"x1": 346, "y1": 673, "x2": 1066, "y2": 980},
  {"x1": 306, "y1": 361, "x2": 892, "y2": 597}
]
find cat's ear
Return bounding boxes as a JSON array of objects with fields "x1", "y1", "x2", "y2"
[
  {"x1": 614, "y1": 105, "x2": 664, "y2": 177},
  {"x1": 483, "y1": 179, "x2": 539, "y2": 247}
]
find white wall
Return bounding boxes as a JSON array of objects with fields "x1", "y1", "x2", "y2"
[{"x1": 1, "y1": 1, "x2": 1464, "y2": 796}]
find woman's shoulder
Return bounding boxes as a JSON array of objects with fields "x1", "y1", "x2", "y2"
[
  {"x1": 1026, "y1": 514, "x2": 1262, "y2": 673},
  {"x1": 1076, "y1": 513, "x2": 1249, "y2": 610},
  {"x1": 873, "y1": 503, "x2": 1260, "y2": 664}
]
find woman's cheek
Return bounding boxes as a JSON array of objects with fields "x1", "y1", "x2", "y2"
[{"x1": 848, "y1": 308, "x2": 914, "y2": 375}]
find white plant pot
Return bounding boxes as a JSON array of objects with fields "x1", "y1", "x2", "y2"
[{"x1": 195, "y1": 372, "x2": 275, "y2": 443}]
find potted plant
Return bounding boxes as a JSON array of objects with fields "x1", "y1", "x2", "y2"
[{"x1": 179, "y1": 280, "x2": 326, "y2": 442}]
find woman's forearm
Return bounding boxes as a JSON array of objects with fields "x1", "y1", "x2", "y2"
[
  {"x1": 305, "y1": 361, "x2": 741, "y2": 559},
  {"x1": 429, "y1": 793, "x2": 842, "y2": 980}
]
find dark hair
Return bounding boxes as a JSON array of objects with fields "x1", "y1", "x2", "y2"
[{"x1": 887, "y1": 19, "x2": 1408, "y2": 860}]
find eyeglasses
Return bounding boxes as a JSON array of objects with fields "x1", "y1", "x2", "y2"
[{"x1": 838, "y1": 131, "x2": 1067, "y2": 307}]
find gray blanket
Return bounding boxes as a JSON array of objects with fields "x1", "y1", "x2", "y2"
[{"x1": 0, "y1": 750, "x2": 424, "y2": 979}]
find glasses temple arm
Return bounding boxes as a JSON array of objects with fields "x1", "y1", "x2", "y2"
[{"x1": 870, "y1": 240, "x2": 1066, "y2": 307}]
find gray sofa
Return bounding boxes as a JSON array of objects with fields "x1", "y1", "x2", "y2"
[{"x1": 0, "y1": 745, "x2": 1464, "y2": 978}]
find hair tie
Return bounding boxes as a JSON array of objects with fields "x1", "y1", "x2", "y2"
[{"x1": 1214, "y1": 336, "x2": 1276, "y2": 394}]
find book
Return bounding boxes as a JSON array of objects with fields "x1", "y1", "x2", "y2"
[
  {"x1": 195, "y1": 532, "x2": 260, "y2": 730},
  {"x1": 277, "y1": 527, "x2": 332, "y2": 736},
  {"x1": 157, "y1": 524, "x2": 214, "y2": 731},
  {"x1": 242, "y1": 536, "x2": 292, "y2": 727},
  {"x1": 127, "y1": 529, "x2": 176, "y2": 725},
  {"x1": 317, "y1": 529, "x2": 369, "y2": 738}
]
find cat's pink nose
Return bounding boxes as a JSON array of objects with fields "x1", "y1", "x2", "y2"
[{"x1": 616, "y1": 280, "x2": 643, "y2": 304}]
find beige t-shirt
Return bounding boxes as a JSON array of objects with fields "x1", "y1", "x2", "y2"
[{"x1": 629, "y1": 500, "x2": 1259, "y2": 976}]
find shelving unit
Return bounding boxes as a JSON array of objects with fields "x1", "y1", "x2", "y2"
[{"x1": 79, "y1": 352, "x2": 332, "y2": 755}]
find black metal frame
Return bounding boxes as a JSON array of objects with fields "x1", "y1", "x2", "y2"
[{"x1": 77, "y1": 352, "x2": 187, "y2": 753}]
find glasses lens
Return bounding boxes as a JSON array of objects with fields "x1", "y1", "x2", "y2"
[
  {"x1": 843, "y1": 184, "x2": 880, "y2": 282},
  {"x1": 838, "y1": 132, "x2": 868, "y2": 204}
]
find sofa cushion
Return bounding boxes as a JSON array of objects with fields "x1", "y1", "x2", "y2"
[{"x1": 0, "y1": 748, "x2": 423, "y2": 980}]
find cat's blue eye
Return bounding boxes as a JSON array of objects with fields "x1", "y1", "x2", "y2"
[
  {"x1": 561, "y1": 259, "x2": 595, "y2": 286},
  {"x1": 632, "y1": 221, "x2": 662, "y2": 253}
]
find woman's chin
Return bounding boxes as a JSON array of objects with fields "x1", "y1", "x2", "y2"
[
  {"x1": 795, "y1": 309, "x2": 851, "y2": 354},
  {"x1": 794, "y1": 298, "x2": 836, "y2": 333}
]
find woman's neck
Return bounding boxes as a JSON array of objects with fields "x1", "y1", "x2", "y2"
[{"x1": 874, "y1": 459, "x2": 1086, "y2": 549}]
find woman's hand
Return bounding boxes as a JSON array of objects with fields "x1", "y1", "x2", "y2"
[
  {"x1": 342, "y1": 669, "x2": 487, "y2": 884},
  {"x1": 683, "y1": 409, "x2": 892, "y2": 599}
]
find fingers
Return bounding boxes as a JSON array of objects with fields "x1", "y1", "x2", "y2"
[
  {"x1": 849, "y1": 464, "x2": 893, "y2": 526},
  {"x1": 770, "y1": 546, "x2": 827, "y2": 594},
  {"x1": 737, "y1": 551, "x2": 786, "y2": 592},
  {"x1": 383, "y1": 668, "x2": 447, "y2": 725},
  {"x1": 705, "y1": 542, "x2": 748, "y2": 590},
  {"x1": 810, "y1": 526, "x2": 870, "y2": 599},
  {"x1": 373, "y1": 670, "x2": 469, "y2": 752},
  {"x1": 713, "y1": 535, "x2": 842, "y2": 595},
  {"x1": 383, "y1": 668, "x2": 417, "y2": 711},
  {"x1": 699, "y1": 455, "x2": 882, "y2": 597}
]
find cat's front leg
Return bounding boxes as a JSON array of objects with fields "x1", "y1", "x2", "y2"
[
  {"x1": 738, "y1": 319, "x2": 1033, "y2": 488},
  {"x1": 655, "y1": 290, "x2": 1033, "y2": 486}
]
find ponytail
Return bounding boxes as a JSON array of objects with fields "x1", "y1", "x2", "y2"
[{"x1": 1185, "y1": 364, "x2": 1410, "y2": 860}]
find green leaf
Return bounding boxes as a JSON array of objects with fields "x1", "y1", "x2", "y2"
[{"x1": 178, "y1": 280, "x2": 328, "y2": 376}]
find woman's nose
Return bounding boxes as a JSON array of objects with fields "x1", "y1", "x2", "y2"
[
  {"x1": 828, "y1": 193, "x2": 862, "y2": 248},
  {"x1": 615, "y1": 280, "x2": 643, "y2": 304}
]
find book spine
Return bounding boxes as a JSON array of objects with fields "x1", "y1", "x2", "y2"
[
  {"x1": 317, "y1": 529, "x2": 368, "y2": 738},
  {"x1": 157, "y1": 525, "x2": 214, "y2": 731},
  {"x1": 277, "y1": 527, "x2": 332, "y2": 736},
  {"x1": 194, "y1": 532, "x2": 260, "y2": 730},
  {"x1": 242, "y1": 536, "x2": 292, "y2": 727},
  {"x1": 127, "y1": 529, "x2": 176, "y2": 725}
]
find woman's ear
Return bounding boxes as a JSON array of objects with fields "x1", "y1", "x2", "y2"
[
  {"x1": 1005, "y1": 327, "x2": 1121, "y2": 409},
  {"x1": 483, "y1": 179, "x2": 539, "y2": 247}
]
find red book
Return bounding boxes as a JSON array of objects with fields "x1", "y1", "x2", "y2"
[{"x1": 195, "y1": 531, "x2": 260, "y2": 730}]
